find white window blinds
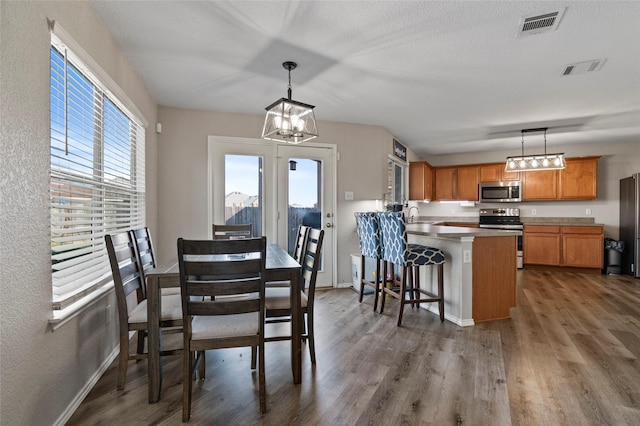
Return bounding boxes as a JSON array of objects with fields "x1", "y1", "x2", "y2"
[{"x1": 50, "y1": 36, "x2": 146, "y2": 310}]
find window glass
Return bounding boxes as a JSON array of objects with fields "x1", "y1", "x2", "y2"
[{"x1": 50, "y1": 41, "x2": 145, "y2": 310}]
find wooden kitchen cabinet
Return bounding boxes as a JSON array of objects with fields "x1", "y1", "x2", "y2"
[
  {"x1": 434, "y1": 167, "x2": 456, "y2": 200},
  {"x1": 522, "y1": 170, "x2": 558, "y2": 200},
  {"x1": 523, "y1": 224, "x2": 603, "y2": 270},
  {"x1": 409, "y1": 161, "x2": 433, "y2": 200},
  {"x1": 562, "y1": 226, "x2": 603, "y2": 268},
  {"x1": 522, "y1": 156, "x2": 600, "y2": 200},
  {"x1": 559, "y1": 157, "x2": 599, "y2": 199},
  {"x1": 479, "y1": 163, "x2": 520, "y2": 182},
  {"x1": 523, "y1": 225, "x2": 561, "y2": 265},
  {"x1": 457, "y1": 166, "x2": 480, "y2": 201},
  {"x1": 434, "y1": 165, "x2": 479, "y2": 201}
]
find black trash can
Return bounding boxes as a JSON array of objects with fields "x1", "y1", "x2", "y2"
[{"x1": 604, "y1": 238, "x2": 624, "y2": 275}]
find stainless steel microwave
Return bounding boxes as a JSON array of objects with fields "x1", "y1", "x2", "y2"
[{"x1": 479, "y1": 182, "x2": 521, "y2": 203}]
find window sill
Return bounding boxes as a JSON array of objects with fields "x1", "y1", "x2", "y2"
[{"x1": 49, "y1": 282, "x2": 114, "y2": 331}]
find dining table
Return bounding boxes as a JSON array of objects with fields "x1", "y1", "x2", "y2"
[{"x1": 145, "y1": 243, "x2": 302, "y2": 403}]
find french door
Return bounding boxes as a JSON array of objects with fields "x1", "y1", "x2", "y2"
[{"x1": 208, "y1": 136, "x2": 336, "y2": 288}]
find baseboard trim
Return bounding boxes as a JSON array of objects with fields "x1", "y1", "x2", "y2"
[{"x1": 53, "y1": 347, "x2": 119, "y2": 426}]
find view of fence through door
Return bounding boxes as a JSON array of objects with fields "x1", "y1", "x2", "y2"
[
  {"x1": 286, "y1": 158, "x2": 321, "y2": 255},
  {"x1": 277, "y1": 145, "x2": 335, "y2": 288},
  {"x1": 224, "y1": 155, "x2": 263, "y2": 237}
]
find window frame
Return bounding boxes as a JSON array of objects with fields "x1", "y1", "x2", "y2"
[{"x1": 49, "y1": 29, "x2": 147, "y2": 318}]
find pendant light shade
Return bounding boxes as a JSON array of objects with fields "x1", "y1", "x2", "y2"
[
  {"x1": 505, "y1": 128, "x2": 566, "y2": 172},
  {"x1": 262, "y1": 61, "x2": 318, "y2": 144}
]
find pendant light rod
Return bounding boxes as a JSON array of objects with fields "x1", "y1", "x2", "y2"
[{"x1": 283, "y1": 61, "x2": 296, "y2": 101}]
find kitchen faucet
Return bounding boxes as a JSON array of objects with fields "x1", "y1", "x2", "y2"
[{"x1": 408, "y1": 206, "x2": 420, "y2": 223}]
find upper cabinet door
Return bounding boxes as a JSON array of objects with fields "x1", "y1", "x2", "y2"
[
  {"x1": 434, "y1": 167, "x2": 456, "y2": 200},
  {"x1": 480, "y1": 163, "x2": 520, "y2": 182},
  {"x1": 409, "y1": 161, "x2": 433, "y2": 200},
  {"x1": 559, "y1": 157, "x2": 598, "y2": 199},
  {"x1": 522, "y1": 170, "x2": 558, "y2": 200},
  {"x1": 457, "y1": 166, "x2": 480, "y2": 201}
]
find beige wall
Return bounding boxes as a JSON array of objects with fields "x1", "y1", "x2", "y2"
[
  {"x1": 156, "y1": 106, "x2": 402, "y2": 285},
  {"x1": 0, "y1": 1, "x2": 157, "y2": 424}
]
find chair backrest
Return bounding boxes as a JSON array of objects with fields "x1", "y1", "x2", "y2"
[
  {"x1": 177, "y1": 237, "x2": 266, "y2": 333},
  {"x1": 131, "y1": 227, "x2": 156, "y2": 294},
  {"x1": 212, "y1": 224, "x2": 253, "y2": 240},
  {"x1": 377, "y1": 211, "x2": 408, "y2": 265},
  {"x1": 293, "y1": 225, "x2": 311, "y2": 264},
  {"x1": 354, "y1": 212, "x2": 382, "y2": 258},
  {"x1": 105, "y1": 232, "x2": 145, "y2": 323},
  {"x1": 301, "y1": 228, "x2": 324, "y2": 308}
]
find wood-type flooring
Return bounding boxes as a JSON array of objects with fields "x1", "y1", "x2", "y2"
[{"x1": 67, "y1": 270, "x2": 640, "y2": 425}]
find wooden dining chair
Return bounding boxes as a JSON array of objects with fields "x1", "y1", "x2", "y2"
[
  {"x1": 266, "y1": 225, "x2": 310, "y2": 288},
  {"x1": 177, "y1": 236, "x2": 267, "y2": 421},
  {"x1": 131, "y1": 227, "x2": 180, "y2": 296},
  {"x1": 212, "y1": 223, "x2": 253, "y2": 239},
  {"x1": 261, "y1": 228, "x2": 324, "y2": 364},
  {"x1": 105, "y1": 231, "x2": 183, "y2": 391}
]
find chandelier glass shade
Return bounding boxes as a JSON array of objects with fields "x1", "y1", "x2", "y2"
[
  {"x1": 261, "y1": 61, "x2": 318, "y2": 144},
  {"x1": 505, "y1": 128, "x2": 566, "y2": 172}
]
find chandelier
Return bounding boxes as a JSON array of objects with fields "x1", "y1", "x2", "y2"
[
  {"x1": 505, "y1": 128, "x2": 566, "y2": 172},
  {"x1": 261, "y1": 61, "x2": 318, "y2": 144}
]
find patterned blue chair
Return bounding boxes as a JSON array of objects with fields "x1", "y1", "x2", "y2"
[
  {"x1": 377, "y1": 211, "x2": 445, "y2": 326},
  {"x1": 354, "y1": 212, "x2": 383, "y2": 311}
]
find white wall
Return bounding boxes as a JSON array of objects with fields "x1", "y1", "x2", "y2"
[
  {"x1": 410, "y1": 141, "x2": 640, "y2": 238},
  {"x1": 155, "y1": 106, "x2": 401, "y2": 286},
  {"x1": 0, "y1": 2, "x2": 157, "y2": 424}
]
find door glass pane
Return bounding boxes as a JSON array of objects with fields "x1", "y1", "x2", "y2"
[
  {"x1": 387, "y1": 159, "x2": 405, "y2": 205},
  {"x1": 224, "y1": 155, "x2": 262, "y2": 236},
  {"x1": 288, "y1": 158, "x2": 321, "y2": 254}
]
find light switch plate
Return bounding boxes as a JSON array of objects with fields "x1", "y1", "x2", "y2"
[{"x1": 345, "y1": 191, "x2": 354, "y2": 200}]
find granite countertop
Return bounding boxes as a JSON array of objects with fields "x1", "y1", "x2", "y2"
[
  {"x1": 411, "y1": 216, "x2": 603, "y2": 227},
  {"x1": 406, "y1": 223, "x2": 520, "y2": 238},
  {"x1": 520, "y1": 217, "x2": 603, "y2": 226}
]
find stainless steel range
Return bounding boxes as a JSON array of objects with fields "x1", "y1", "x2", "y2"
[{"x1": 479, "y1": 208, "x2": 523, "y2": 269}]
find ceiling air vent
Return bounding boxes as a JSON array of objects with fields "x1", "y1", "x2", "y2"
[
  {"x1": 516, "y1": 8, "x2": 565, "y2": 38},
  {"x1": 561, "y1": 59, "x2": 606, "y2": 76}
]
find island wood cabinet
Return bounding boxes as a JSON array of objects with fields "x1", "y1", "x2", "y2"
[
  {"x1": 522, "y1": 156, "x2": 600, "y2": 200},
  {"x1": 409, "y1": 161, "x2": 433, "y2": 200},
  {"x1": 479, "y1": 163, "x2": 520, "y2": 182},
  {"x1": 434, "y1": 165, "x2": 479, "y2": 201},
  {"x1": 523, "y1": 224, "x2": 603, "y2": 270}
]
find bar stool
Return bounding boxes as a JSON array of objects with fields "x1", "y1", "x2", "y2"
[
  {"x1": 377, "y1": 211, "x2": 445, "y2": 326},
  {"x1": 354, "y1": 212, "x2": 383, "y2": 311}
]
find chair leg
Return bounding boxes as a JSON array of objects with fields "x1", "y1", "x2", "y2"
[
  {"x1": 183, "y1": 348, "x2": 193, "y2": 422},
  {"x1": 397, "y1": 267, "x2": 409, "y2": 327},
  {"x1": 438, "y1": 264, "x2": 445, "y2": 322},
  {"x1": 251, "y1": 346, "x2": 257, "y2": 369},
  {"x1": 136, "y1": 331, "x2": 145, "y2": 356},
  {"x1": 380, "y1": 260, "x2": 388, "y2": 314},
  {"x1": 117, "y1": 333, "x2": 129, "y2": 391},
  {"x1": 359, "y1": 255, "x2": 366, "y2": 303},
  {"x1": 307, "y1": 311, "x2": 316, "y2": 364},
  {"x1": 259, "y1": 342, "x2": 266, "y2": 413},
  {"x1": 197, "y1": 351, "x2": 206, "y2": 379},
  {"x1": 413, "y1": 266, "x2": 421, "y2": 310},
  {"x1": 372, "y1": 258, "x2": 381, "y2": 311}
]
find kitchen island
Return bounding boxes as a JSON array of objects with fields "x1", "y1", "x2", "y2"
[{"x1": 405, "y1": 223, "x2": 519, "y2": 326}]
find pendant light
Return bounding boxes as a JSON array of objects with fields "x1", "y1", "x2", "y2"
[
  {"x1": 505, "y1": 128, "x2": 566, "y2": 172},
  {"x1": 261, "y1": 61, "x2": 318, "y2": 144}
]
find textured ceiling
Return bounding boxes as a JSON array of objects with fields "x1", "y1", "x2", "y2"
[{"x1": 91, "y1": 1, "x2": 640, "y2": 156}]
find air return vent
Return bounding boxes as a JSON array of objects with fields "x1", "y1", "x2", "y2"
[
  {"x1": 561, "y1": 59, "x2": 606, "y2": 76},
  {"x1": 516, "y1": 8, "x2": 565, "y2": 38}
]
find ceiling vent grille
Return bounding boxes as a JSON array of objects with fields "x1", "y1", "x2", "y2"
[
  {"x1": 561, "y1": 59, "x2": 606, "y2": 76},
  {"x1": 516, "y1": 8, "x2": 565, "y2": 38}
]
